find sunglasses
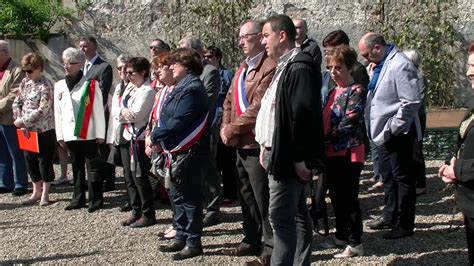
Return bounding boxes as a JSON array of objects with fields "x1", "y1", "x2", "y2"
[
  {"x1": 126, "y1": 71, "x2": 138, "y2": 76},
  {"x1": 203, "y1": 54, "x2": 214, "y2": 59},
  {"x1": 149, "y1": 46, "x2": 160, "y2": 50},
  {"x1": 117, "y1": 66, "x2": 126, "y2": 71},
  {"x1": 22, "y1": 69, "x2": 34, "y2": 74}
]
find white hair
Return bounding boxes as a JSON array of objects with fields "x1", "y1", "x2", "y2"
[
  {"x1": 117, "y1": 54, "x2": 132, "y2": 65},
  {"x1": 403, "y1": 49, "x2": 422, "y2": 68},
  {"x1": 62, "y1": 47, "x2": 86, "y2": 63},
  {"x1": 178, "y1": 37, "x2": 204, "y2": 52},
  {"x1": 0, "y1": 40, "x2": 10, "y2": 52}
]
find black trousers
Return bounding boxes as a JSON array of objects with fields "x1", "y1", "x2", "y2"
[
  {"x1": 414, "y1": 114, "x2": 426, "y2": 189},
  {"x1": 327, "y1": 155, "x2": 364, "y2": 245},
  {"x1": 67, "y1": 140, "x2": 103, "y2": 208},
  {"x1": 236, "y1": 148, "x2": 273, "y2": 256},
  {"x1": 201, "y1": 134, "x2": 223, "y2": 219},
  {"x1": 464, "y1": 215, "x2": 474, "y2": 265},
  {"x1": 98, "y1": 142, "x2": 115, "y2": 184},
  {"x1": 217, "y1": 141, "x2": 238, "y2": 200},
  {"x1": 378, "y1": 131, "x2": 417, "y2": 231},
  {"x1": 24, "y1": 129, "x2": 55, "y2": 183},
  {"x1": 119, "y1": 141, "x2": 155, "y2": 218}
]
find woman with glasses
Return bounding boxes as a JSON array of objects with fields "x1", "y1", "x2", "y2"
[
  {"x1": 119, "y1": 57, "x2": 157, "y2": 228},
  {"x1": 106, "y1": 54, "x2": 134, "y2": 212},
  {"x1": 54, "y1": 47, "x2": 105, "y2": 213},
  {"x1": 12, "y1": 52, "x2": 55, "y2": 206},
  {"x1": 323, "y1": 45, "x2": 366, "y2": 258},
  {"x1": 153, "y1": 48, "x2": 209, "y2": 261}
]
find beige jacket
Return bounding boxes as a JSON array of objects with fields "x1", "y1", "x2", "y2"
[{"x1": 0, "y1": 59, "x2": 25, "y2": 125}]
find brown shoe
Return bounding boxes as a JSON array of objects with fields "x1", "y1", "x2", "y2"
[
  {"x1": 121, "y1": 215, "x2": 141, "y2": 226},
  {"x1": 245, "y1": 255, "x2": 271, "y2": 266},
  {"x1": 129, "y1": 216, "x2": 156, "y2": 228},
  {"x1": 220, "y1": 243, "x2": 260, "y2": 256}
]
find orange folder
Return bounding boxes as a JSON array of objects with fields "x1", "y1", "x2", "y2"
[{"x1": 16, "y1": 129, "x2": 39, "y2": 153}]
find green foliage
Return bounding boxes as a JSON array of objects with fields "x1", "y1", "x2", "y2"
[
  {"x1": 0, "y1": 0, "x2": 72, "y2": 42},
  {"x1": 162, "y1": 0, "x2": 253, "y2": 69},
  {"x1": 368, "y1": 2, "x2": 462, "y2": 108}
]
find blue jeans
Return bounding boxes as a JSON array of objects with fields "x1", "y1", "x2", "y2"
[
  {"x1": 0, "y1": 125, "x2": 27, "y2": 189},
  {"x1": 269, "y1": 175, "x2": 312, "y2": 266},
  {"x1": 171, "y1": 154, "x2": 204, "y2": 248}
]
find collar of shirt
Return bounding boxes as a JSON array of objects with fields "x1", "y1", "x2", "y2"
[
  {"x1": 245, "y1": 51, "x2": 264, "y2": 73},
  {"x1": 86, "y1": 54, "x2": 99, "y2": 66}
]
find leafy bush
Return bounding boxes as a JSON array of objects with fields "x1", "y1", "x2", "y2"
[
  {"x1": 0, "y1": 0, "x2": 72, "y2": 41},
  {"x1": 368, "y1": 2, "x2": 463, "y2": 108}
]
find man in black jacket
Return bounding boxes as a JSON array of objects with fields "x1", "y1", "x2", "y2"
[{"x1": 255, "y1": 14, "x2": 324, "y2": 266}]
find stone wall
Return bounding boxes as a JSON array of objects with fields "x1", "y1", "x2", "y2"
[{"x1": 8, "y1": 0, "x2": 472, "y2": 105}]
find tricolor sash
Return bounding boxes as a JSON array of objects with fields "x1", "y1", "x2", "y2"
[
  {"x1": 74, "y1": 79, "x2": 96, "y2": 139},
  {"x1": 157, "y1": 112, "x2": 208, "y2": 177},
  {"x1": 234, "y1": 66, "x2": 249, "y2": 116}
]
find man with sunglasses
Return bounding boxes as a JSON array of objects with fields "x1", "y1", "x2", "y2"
[
  {"x1": 78, "y1": 36, "x2": 115, "y2": 192},
  {"x1": 0, "y1": 40, "x2": 28, "y2": 196},
  {"x1": 293, "y1": 18, "x2": 322, "y2": 67},
  {"x1": 149, "y1": 38, "x2": 170, "y2": 59}
]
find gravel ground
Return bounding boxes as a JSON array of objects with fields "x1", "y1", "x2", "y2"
[{"x1": 0, "y1": 160, "x2": 469, "y2": 265}]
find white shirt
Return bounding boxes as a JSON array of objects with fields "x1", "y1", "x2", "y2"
[
  {"x1": 84, "y1": 54, "x2": 98, "y2": 75},
  {"x1": 245, "y1": 51, "x2": 264, "y2": 75},
  {"x1": 255, "y1": 48, "x2": 299, "y2": 148}
]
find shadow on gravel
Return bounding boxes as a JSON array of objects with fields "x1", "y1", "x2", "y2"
[
  {"x1": 387, "y1": 250, "x2": 466, "y2": 265},
  {"x1": 204, "y1": 227, "x2": 242, "y2": 237},
  {"x1": 0, "y1": 251, "x2": 101, "y2": 264}
]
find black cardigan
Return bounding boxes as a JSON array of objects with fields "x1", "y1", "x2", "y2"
[{"x1": 268, "y1": 52, "x2": 325, "y2": 180}]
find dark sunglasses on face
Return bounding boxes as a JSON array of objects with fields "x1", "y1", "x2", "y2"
[
  {"x1": 117, "y1": 66, "x2": 126, "y2": 71},
  {"x1": 126, "y1": 71, "x2": 137, "y2": 76},
  {"x1": 203, "y1": 54, "x2": 214, "y2": 59},
  {"x1": 149, "y1": 46, "x2": 160, "y2": 50},
  {"x1": 22, "y1": 69, "x2": 34, "y2": 74}
]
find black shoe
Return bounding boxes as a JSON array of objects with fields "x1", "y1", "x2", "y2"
[
  {"x1": 129, "y1": 216, "x2": 156, "y2": 228},
  {"x1": 366, "y1": 216, "x2": 394, "y2": 230},
  {"x1": 103, "y1": 182, "x2": 115, "y2": 192},
  {"x1": 203, "y1": 216, "x2": 220, "y2": 227},
  {"x1": 382, "y1": 227, "x2": 414, "y2": 239},
  {"x1": 88, "y1": 204, "x2": 103, "y2": 213},
  {"x1": 172, "y1": 246, "x2": 203, "y2": 261},
  {"x1": 119, "y1": 202, "x2": 132, "y2": 212},
  {"x1": 64, "y1": 203, "x2": 85, "y2": 210},
  {"x1": 0, "y1": 187, "x2": 13, "y2": 194},
  {"x1": 159, "y1": 240, "x2": 186, "y2": 253},
  {"x1": 11, "y1": 188, "x2": 28, "y2": 196}
]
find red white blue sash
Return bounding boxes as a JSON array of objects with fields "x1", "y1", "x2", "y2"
[
  {"x1": 234, "y1": 66, "x2": 249, "y2": 116},
  {"x1": 160, "y1": 113, "x2": 209, "y2": 174}
]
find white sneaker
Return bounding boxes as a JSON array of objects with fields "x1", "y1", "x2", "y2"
[
  {"x1": 320, "y1": 237, "x2": 347, "y2": 249},
  {"x1": 333, "y1": 244, "x2": 364, "y2": 258},
  {"x1": 52, "y1": 176, "x2": 69, "y2": 186}
]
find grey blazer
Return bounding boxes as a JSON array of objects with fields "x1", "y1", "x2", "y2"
[{"x1": 365, "y1": 46, "x2": 422, "y2": 146}]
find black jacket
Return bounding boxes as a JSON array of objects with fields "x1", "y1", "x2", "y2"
[
  {"x1": 268, "y1": 51, "x2": 325, "y2": 180},
  {"x1": 454, "y1": 107, "x2": 474, "y2": 217}
]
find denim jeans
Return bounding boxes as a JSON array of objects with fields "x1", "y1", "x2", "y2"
[
  {"x1": 0, "y1": 125, "x2": 27, "y2": 189},
  {"x1": 268, "y1": 174, "x2": 312, "y2": 266}
]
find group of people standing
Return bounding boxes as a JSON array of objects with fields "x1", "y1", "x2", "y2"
[{"x1": 1, "y1": 13, "x2": 474, "y2": 265}]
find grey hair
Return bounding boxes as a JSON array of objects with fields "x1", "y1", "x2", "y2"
[
  {"x1": 364, "y1": 33, "x2": 387, "y2": 49},
  {"x1": 403, "y1": 49, "x2": 422, "y2": 68},
  {"x1": 178, "y1": 37, "x2": 204, "y2": 52},
  {"x1": 62, "y1": 47, "x2": 86, "y2": 63},
  {"x1": 0, "y1": 40, "x2": 10, "y2": 52},
  {"x1": 117, "y1": 54, "x2": 133, "y2": 65}
]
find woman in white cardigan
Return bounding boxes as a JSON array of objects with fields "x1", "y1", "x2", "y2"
[
  {"x1": 54, "y1": 47, "x2": 105, "y2": 213},
  {"x1": 119, "y1": 57, "x2": 157, "y2": 228}
]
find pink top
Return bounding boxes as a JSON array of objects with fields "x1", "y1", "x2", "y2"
[{"x1": 323, "y1": 86, "x2": 365, "y2": 163}]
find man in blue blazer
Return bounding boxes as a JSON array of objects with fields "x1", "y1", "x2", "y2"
[{"x1": 359, "y1": 32, "x2": 422, "y2": 239}]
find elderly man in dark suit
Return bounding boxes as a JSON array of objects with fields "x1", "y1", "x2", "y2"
[
  {"x1": 178, "y1": 37, "x2": 223, "y2": 227},
  {"x1": 0, "y1": 40, "x2": 28, "y2": 196},
  {"x1": 78, "y1": 36, "x2": 115, "y2": 191}
]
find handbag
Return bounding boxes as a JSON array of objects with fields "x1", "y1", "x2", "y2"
[{"x1": 152, "y1": 150, "x2": 193, "y2": 185}]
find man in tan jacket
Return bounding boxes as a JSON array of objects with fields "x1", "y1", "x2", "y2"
[
  {"x1": 0, "y1": 40, "x2": 28, "y2": 195},
  {"x1": 220, "y1": 20, "x2": 276, "y2": 266}
]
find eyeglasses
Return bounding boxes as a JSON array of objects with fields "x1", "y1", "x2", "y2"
[
  {"x1": 203, "y1": 54, "x2": 215, "y2": 59},
  {"x1": 63, "y1": 62, "x2": 80, "y2": 68},
  {"x1": 326, "y1": 65, "x2": 342, "y2": 71},
  {"x1": 126, "y1": 70, "x2": 137, "y2": 76},
  {"x1": 239, "y1": 32, "x2": 259, "y2": 40},
  {"x1": 117, "y1": 66, "x2": 126, "y2": 71},
  {"x1": 22, "y1": 69, "x2": 34, "y2": 74},
  {"x1": 149, "y1": 45, "x2": 160, "y2": 50}
]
